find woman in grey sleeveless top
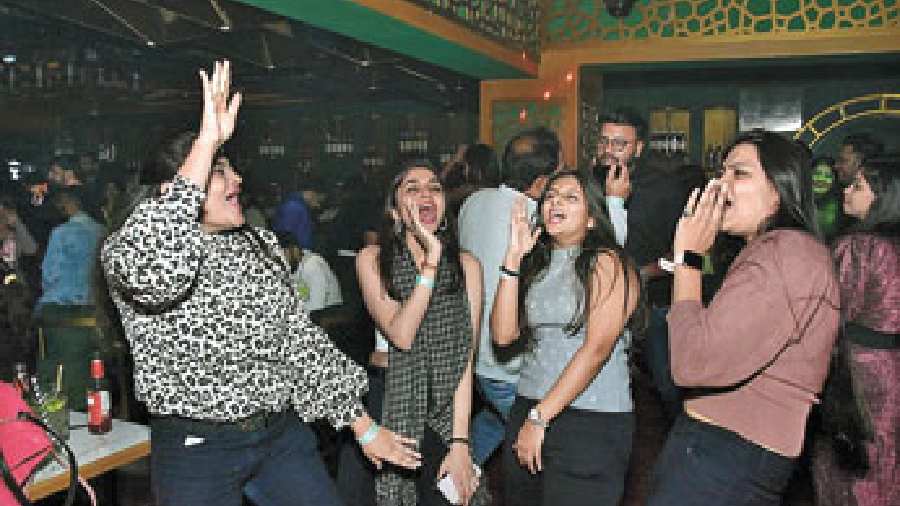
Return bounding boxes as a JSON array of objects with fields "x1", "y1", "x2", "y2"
[{"x1": 492, "y1": 169, "x2": 641, "y2": 506}]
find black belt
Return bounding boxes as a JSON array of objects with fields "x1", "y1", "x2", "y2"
[
  {"x1": 845, "y1": 323, "x2": 898, "y2": 350},
  {"x1": 152, "y1": 410, "x2": 288, "y2": 434}
]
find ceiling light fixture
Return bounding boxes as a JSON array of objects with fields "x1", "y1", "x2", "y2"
[{"x1": 604, "y1": 0, "x2": 636, "y2": 17}]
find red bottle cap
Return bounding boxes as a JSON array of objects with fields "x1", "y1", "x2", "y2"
[{"x1": 90, "y1": 359, "x2": 104, "y2": 379}]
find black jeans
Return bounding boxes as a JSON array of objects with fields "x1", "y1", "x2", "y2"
[
  {"x1": 336, "y1": 368, "x2": 454, "y2": 505},
  {"x1": 647, "y1": 414, "x2": 796, "y2": 506},
  {"x1": 503, "y1": 396, "x2": 634, "y2": 506},
  {"x1": 336, "y1": 367, "x2": 385, "y2": 506}
]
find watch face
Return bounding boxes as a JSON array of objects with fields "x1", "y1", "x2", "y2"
[{"x1": 683, "y1": 251, "x2": 704, "y2": 270}]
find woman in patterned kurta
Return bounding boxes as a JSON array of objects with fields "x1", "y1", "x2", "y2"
[
  {"x1": 357, "y1": 160, "x2": 485, "y2": 506},
  {"x1": 813, "y1": 160, "x2": 899, "y2": 506},
  {"x1": 101, "y1": 60, "x2": 419, "y2": 506}
]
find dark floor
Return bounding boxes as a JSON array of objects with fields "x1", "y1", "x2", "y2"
[{"x1": 39, "y1": 371, "x2": 816, "y2": 506}]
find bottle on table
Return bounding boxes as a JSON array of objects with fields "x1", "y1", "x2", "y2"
[
  {"x1": 13, "y1": 361, "x2": 30, "y2": 396},
  {"x1": 86, "y1": 353, "x2": 112, "y2": 434}
]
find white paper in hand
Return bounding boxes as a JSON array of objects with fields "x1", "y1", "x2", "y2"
[{"x1": 437, "y1": 464, "x2": 482, "y2": 505}]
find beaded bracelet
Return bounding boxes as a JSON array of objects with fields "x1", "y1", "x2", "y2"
[
  {"x1": 357, "y1": 421, "x2": 381, "y2": 446},
  {"x1": 415, "y1": 274, "x2": 435, "y2": 289}
]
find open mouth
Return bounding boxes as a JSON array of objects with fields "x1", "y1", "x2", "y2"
[
  {"x1": 547, "y1": 209, "x2": 567, "y2": 225},
  {"x1": 225, "y1": 192, "x2": 241, "y2": 209},
  {"x1": 418, "y1": 202, "x2": 437, "y2": 224}
]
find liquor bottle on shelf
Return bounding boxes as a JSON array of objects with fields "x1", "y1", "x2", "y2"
[{"x1": 86, "y1": 353, "x2": 112, "y2": 434}]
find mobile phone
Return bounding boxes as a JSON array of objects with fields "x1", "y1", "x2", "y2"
[{"x1": 437, "y1": 464, "x2": 482, "y2": 505}]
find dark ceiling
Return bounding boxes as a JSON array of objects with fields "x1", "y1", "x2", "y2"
[{"x1": 0, "y1": 0, "x2": 479, "y2": 113}]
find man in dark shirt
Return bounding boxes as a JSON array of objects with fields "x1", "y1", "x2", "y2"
[{"x1": 595, "y1": 109, "x2": 687, "y2": 423}]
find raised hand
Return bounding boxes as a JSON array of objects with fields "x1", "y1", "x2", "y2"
[
  {"x1": 403, "y1": 197, "x2": 442, "y2": 265},
  {"x1": 198, "y1": 60, "x2": 242, "y2": 148},
  {"x1": 673, "y1": 179, "x2": 726, "y2": 256},
  {"x1": 505, "y1": 197, "x2": 541, "y2": 269},
  {"x1": 605, "y1": 163, "x2": 631, "y2": 199}
]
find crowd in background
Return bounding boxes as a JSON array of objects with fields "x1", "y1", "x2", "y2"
[{"x1": 1, "y1": 61, "x2": 897, "y2": 506}]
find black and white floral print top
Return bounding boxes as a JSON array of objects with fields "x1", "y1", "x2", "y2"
[{"x1": 101, "y1": 175, "x2": 366, "y2": 427}]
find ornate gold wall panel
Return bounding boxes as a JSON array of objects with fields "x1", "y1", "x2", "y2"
[
  {"x1": 544, "y1": 0, "x2": 899, "y2": 46},
  {"x1": 794, "y1": 93, "x2": 900, "y2": 147},
  {"x1": 411, "y1": 0, "x2": 542, "y2": 56}
]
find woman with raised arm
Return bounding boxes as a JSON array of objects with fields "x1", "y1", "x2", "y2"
[
  {"x1": 356, "y1": 159, "x2": 484, "y2": 506},
  {"x1": 101, "y1": 61, "x2": 419, "y2": 506},
  {"x1": 647, "y1": 131, "x2": 840, "y2": 506},
  {"x1": 491, "y1": 168, "x2": 640, "y2": 506}
]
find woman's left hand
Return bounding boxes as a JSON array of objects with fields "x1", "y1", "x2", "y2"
[
  {"x1": 514, "y1": 421, "x2": 546, "y2": 475},
  {"x1": 437, "y1": 444, "x2": 477, "y2": 506},
  {"x1": 197, "y1": 60, "x2": 242, "y2": 149},
  {"x1": 673, "y1": 179, "x2": 726, "y2": 256}
]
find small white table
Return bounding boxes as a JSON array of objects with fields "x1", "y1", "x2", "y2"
[{"x1": 25, "y1": 412, "x2": 151, "y2": 501}]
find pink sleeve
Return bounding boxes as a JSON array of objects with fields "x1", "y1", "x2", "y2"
[{"x1": 668, "y1": 253, "x2": 799, "y2": 388}]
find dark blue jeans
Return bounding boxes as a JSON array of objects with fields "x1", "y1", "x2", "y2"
[
  {"x1": 647, "y1": 415, "x2": 796, "y2": 506},
  {"x1": 150, "y1": 411, "x2": 341, "y2": 506}
]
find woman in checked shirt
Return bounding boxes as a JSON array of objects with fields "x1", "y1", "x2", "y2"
[{"x1": 101, "y1": 60, "x2": 420, "y2": 506}]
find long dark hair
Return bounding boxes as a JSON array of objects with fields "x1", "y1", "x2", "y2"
[
  {"x1": 518, "y1": 168, "x2": 640, "y2": 339},
  {"x1": 854, "y1": 158, "x2": 900, "y2": 236},
  {"x1": 376, "y1": 159, "x2": 462, "y2": 299},
  {"x1": 725, "y1": 130, "x2": 820, "y2": 239}
]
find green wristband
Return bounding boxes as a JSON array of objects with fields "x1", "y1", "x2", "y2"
[
  {"x1": 415, "y1": 274, "x2": 435, "y2": 289},
  {"x1": 357, "y1": 421, "x2": 380, "y2": 446}
]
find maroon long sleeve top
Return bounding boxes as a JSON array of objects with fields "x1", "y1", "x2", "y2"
[{"x1": 668, "y1": 229, "x2": 840, "y2": 457}]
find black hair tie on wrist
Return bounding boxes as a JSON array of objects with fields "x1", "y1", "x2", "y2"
[{"x1": 499, "y1": 265, "x2": 520, "y2": 277}]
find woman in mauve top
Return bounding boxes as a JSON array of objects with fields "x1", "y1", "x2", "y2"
[
  {"x1": 813, "y1": 159, "x2": 899, "y2": 506},
  {"x1": 647, "y1": 130, "x2": 840, "y2": 506}
]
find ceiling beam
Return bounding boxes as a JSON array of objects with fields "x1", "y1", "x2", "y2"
[{"x1": 231, "y1": 0, "x2": 537, "y2": 79}]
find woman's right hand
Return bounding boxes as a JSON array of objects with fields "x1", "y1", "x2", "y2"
[
  {"x1": 197, "y1": 60, "x2": 242, "y2": 149},
  {"x1": 359, "y1": 425, "x2": 422, "y2": 471},
  {"x1": 403, "y1": 198, "x2": 442, "y2": 265},
  {"x1": 506, "y1": 197, "x2": 541, "y2": 268}
]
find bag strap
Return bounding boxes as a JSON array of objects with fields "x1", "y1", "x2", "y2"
[
  {"x1": 0, "y1": 444, "x2": 31, "y2": 506},
  {"x1": 0, "y1": 412, "x2": 78, "y2": 506}
]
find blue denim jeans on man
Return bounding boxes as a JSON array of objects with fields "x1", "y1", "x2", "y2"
[{"x1": 471, "y1": 375, "x2": 518, "y2": 465}]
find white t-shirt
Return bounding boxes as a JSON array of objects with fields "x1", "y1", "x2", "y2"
[{"x1": 292, "y1": 250, "x2": 343, "y2": 312}]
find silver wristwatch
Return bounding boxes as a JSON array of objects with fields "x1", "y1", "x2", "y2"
[{"x1": 526, "y1": 407, "x2": 548, "y2": 429}]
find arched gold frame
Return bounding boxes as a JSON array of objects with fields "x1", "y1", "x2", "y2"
[{"x1": 794, "y1": 93, "x2": 900, "y2": 148}]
